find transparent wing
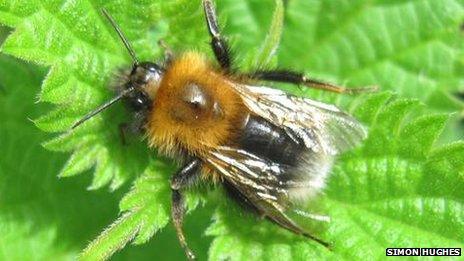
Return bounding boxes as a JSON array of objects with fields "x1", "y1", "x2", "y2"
[
  {"x1": 205, "y1": 146, "x2": 330, "y2": 246},
  {"x1": 233, "y1": 84, "x2": 367, "y2": 155}
]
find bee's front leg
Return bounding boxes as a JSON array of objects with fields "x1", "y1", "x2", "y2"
[
  {"x1": 202, "y1": 0, "x2": 232, "y2": 71},
  {"x1": 118, "y1": 112, "x2": 147, "y2": 146},
  {"x1": 171, "y1": 159, "x2": 202, "y2": 260},
  {"x1": 118, "y1": 123, "x2": 129, "y2": 146},
  {"x1": 158, "y1": 39, "x2": 174, "y2": 65}
]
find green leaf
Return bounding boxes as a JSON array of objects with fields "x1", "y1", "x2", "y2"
[
  {"x1": 0, "y1": 51, "x2": 71, "y2": 261},
  {"x1": 80, "y1": 162, "x2": 170, "y2": 261},
  {"x1": 279, "y1": 0, "x2": 464, "y2": 113},
  {"x1": 1, "y1": 0, "x2": 157, "y2": 190},
  {"x1": 0, "y1": 216, "x2": 72, "y2": 260},
  {"x1": 252, "y1": 0, "x2": 284, "y2": 68},
  {"x1": 0, "y1": 47, "x2": 122, "y2": 260},
  {"x1": 81, "y1": 160, "x2": 204, "y2": 260}
]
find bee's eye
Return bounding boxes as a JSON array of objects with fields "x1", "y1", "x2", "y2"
[
  {"x1": 136, "y1": 78, "x2": 147, "y2": 85},
  {"x1": 131, "y1": 62, "x2": 163, "y2": 85},
  {"x1": 128, "y1": 91, "x2": 151, "y2": 111},
  {"x1": 132, "y1": 68, "x2": 150, "y2": 84}
]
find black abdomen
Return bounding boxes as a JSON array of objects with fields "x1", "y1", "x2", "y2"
[{"x1": 238, "y1": 114, "x2": 305, "y2": 166}]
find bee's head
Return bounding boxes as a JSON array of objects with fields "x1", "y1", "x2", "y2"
[
  {"x1": 71, "y1": 9, "x2": 164, "y2": 130},
  {"x1": 123, "y1": 62, "x2": 164, "y2": 111}
]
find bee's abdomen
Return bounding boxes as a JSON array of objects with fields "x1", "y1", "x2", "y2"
[{"x1": 238, "y1": 115, "x2": 305, "y2": 166}]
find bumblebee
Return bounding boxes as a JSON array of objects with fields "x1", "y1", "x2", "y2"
[{"x1": 73, "y1": 1, "x2": 371, "y2": 259}]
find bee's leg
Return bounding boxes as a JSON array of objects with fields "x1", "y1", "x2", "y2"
[
  {"x1": 202, "y1": 0, "x2": 232, "y2": 71},
  {"x1": 268, "y1": 213, "x2": 332, "y2": 249},
  {"x1": 171, "y1": 158, "x2": 202, "y2": 260},
  {"x1": 118, "y1": 123, "x2": 129, "y2": 146},
  {"x1": 118, "y1": 112, "x2": 147, "y2": 145},
  {"x1": 247, "y1": 70, "x2": 377, "y2": 94},
  {"x1": 132, "y1": 111, "x2": 147, "y2": 133},
  {"x1": 158, "y1": 39, "x2": 174, "y2": 65}
]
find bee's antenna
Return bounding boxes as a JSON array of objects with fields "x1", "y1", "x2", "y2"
[
  {"x1": 101, "y1": 8, "x2": 139, "y2": 65},
  {"x1": 71, "y1": 87, "x2": 134, "y2": 129}
]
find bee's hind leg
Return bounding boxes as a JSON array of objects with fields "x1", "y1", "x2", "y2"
[
  {"x1": 171, "y1": 158, "x2": 202, "y2": 260},
  {"x1": 266, "y1": 210, "x2": 332, "y2": 250},
  {"x1": 246, "y1": 70, "x2": 377, "y2": 94}
]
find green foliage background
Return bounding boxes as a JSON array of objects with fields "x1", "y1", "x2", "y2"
[{"x1": 0, "y1": 0, "x2": 463, "y2": 260}]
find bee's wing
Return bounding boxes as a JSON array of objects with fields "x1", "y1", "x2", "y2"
[
  {"x1": 233, "y1": 84, "x2": 367, "y2": 155},
  {"x1": 205, "y1": 146, "x2": 329, "y2": 243}
]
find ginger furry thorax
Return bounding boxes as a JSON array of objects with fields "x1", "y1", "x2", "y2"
[{"x1": 146, "y1": 52, "x2": 248, "y2": 159}]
